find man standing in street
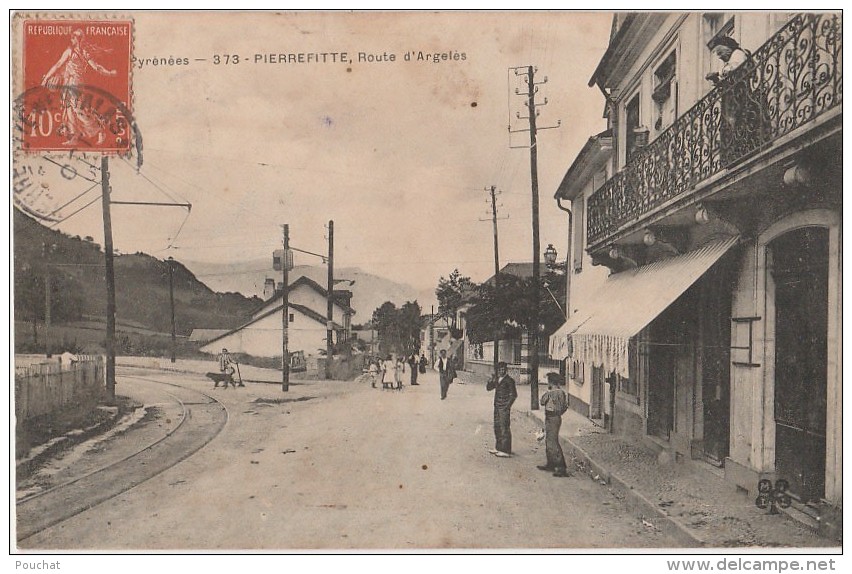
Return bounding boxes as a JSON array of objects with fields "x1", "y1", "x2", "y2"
[
  {"x1": 407, "y1": 352, "x2": 420, "y2": 385},
  {"x1": 487, "y1": 361, "x2": 517, "y2": 457},
  {"x1": 434, "y1": 349, "x2": 456, "y2": 400},
  {"x1": 538, "y1": 372, "x2": 571, "y2": 477}
]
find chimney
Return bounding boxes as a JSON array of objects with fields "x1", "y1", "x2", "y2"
[{"x1": 263, "y1": 277, "x2": 276, "y2": 300}]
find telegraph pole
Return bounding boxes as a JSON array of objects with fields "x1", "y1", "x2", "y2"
[
  {"x1": 101, "y1": 156, "x2": 116, "y2": 404},
  {"x1": 43, "y1": 242, "x2": 51, "y2": 358},
  {"x1": 326, "y1": 220, "x2": 334, "y2": 380},
  {"x1": 97, "y1": 159, "x2": 187, "y2": 401},
  {"x1": 527, "y1": 65, "x2": 542, "y2": 411},
  {"x1": 168, "y1": 257, "x2": 176, "y2": 363},
  {"x1": 430, "y1": 304, "x2": 436, "y2": 366},
  {"x1": 488, "y1": 186, "x2": 502, "y2": 379},
  {"x1": 44, "y1": 265, "x2": 50, "y2": 357},
  {"x1": 510, "y1": 65, "x2": 561, "y2": 411},
  {"x1": 282, "y1": 224, "x2": 290, "y2": 392}
]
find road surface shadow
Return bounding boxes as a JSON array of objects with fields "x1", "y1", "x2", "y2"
[{"x1": 252, "y1": 396, "x2": 316, "y2": 405}]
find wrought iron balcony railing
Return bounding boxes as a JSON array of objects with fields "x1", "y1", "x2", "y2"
[{"x1": 587, "y1": 13, "x2": 842, "y2": 247}]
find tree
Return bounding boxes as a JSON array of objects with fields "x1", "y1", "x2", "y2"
[
  {"x1": 398, "y1": 301, "x2": 423, "y2": 354},
  {"x1": 435, "y1": 268, "x2": 475, "y2": 335},
  {"x1": 14, "y1": 263, "x2": 43, "y2": 345},
  {"x1": 371, "y1": 300, "x2": 423, "y2": 356},
  {"x1": 465, "y1": 274, "x2": 565, "y2": 344},
  {"x1": 372, "y1": 301, "x2": 398, "y2": 356}
]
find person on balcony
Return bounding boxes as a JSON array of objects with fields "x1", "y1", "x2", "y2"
[
  {"x1": 705, "y1": 36, "x2": 749, "y2": 86},
  {"x1": 705, "y1": 36, "x2": 765, "y2": 166}
]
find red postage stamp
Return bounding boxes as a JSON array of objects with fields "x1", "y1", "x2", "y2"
[{"x1": 20, "y1": 19, "x2": 133, "y2": 152}]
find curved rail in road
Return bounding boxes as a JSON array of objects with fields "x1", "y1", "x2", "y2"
[{"x1": 16, "y1": 375, "x2": 228, "y2": 544}]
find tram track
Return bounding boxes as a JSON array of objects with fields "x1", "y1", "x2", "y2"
[{"x1": 16, "y1": 374, "x2": 229, "y2": 544}]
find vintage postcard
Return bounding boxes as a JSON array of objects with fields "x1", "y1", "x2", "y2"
[{"x1": 9, "y1": 10, "x2": 843, "y2": 560}]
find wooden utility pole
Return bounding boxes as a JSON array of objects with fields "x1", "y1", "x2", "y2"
[
  {"x1": 282, "y1": 224, "x2": 290, "y2": 392},
  {"x1": 430, "y1": 304, "x2": 435, "y2": 366},
  {"x1": 43, "y1": 243, "x2": 51, "y2": 358},
  {"x1": 511, "y1": 65, "x2": 561, "y2": 411},
  {"x1": 101, "y1": 156, "x2": 116, "y2": 404},
  {"x1": 488, "y1": 186, "x2": 501, "y2": 379},
  {"x1": 168, "y1": 257, "x2": 176, "y2": 363},
  {"x1": 326, "y1": 220, "x2": 334, "y2": 380},
  {"x1": 527, "y1": 65, "x2": 541, "y2": 411}
]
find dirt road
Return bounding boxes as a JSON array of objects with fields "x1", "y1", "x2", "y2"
[{"x1": 18, "y1": 367, "x2": 683, "y2": 550}]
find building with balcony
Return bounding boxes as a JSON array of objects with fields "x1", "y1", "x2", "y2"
[{"x1": 548, "y1": 12, "x2": 841, "y2": 536}]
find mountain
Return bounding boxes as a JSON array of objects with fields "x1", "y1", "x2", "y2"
[
  {"x1": 181, "y1": 259, "x2": 433, "y2": 321},
  {"x1": 12, "y1": 210, "x2": 262, "y2": 338}
]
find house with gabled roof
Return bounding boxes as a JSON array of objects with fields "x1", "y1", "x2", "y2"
[
  {"x1": 255, "y1": 275, "x2": 354, "y2": 338},
  {"x1": 199, "y1": 274, "x2": 354, "y2": 359},
  {"x1": 200, "y1": 302, "x2": 343, "y2": 359}
]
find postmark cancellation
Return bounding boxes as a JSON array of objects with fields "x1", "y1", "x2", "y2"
[{"x1": 11, "y1": 14, "x2": 138, "y2": 222}]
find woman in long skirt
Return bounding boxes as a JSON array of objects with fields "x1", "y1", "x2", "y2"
[
  {"x1": 394, "y1": 354, "x2": 405, "y2": 390},
  {"x1": 382, "y1": 354, "x2": 395, "y2": 390}
]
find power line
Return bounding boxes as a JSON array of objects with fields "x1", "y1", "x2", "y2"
[
  {"x1": 119, "y1": 156, "x2": 188, "y2": 206},
  {"x1": 48, "y1": 194, "x2": 103, "y2": 227},
  {"x1": 144, "y1": 158, "x2": 284, "y2": 230},
  {"x1": 192, "y1": 268, "x2": 278, "y2": 278},
  {"x1": 42, "y1": 156, "x2": 101, "y2": 185},
  {"x1": 45, "y1": 181, "x2": 100, "y2": 218}
]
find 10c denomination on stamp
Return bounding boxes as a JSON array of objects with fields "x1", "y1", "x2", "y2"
[{"x1": 21, "y1": 19, "x2": 133, "y2": 152}]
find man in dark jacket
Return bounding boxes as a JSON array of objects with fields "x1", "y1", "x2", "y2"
[
  {"x1": 407, "y1": 352, "x2": 420, "y2": 385},
  {"x1": 434, "y1": 349, "x2": 457, "y2": 400},
  {"x1": 487, "y1": 361, "x2": 517, "y2": 457}
]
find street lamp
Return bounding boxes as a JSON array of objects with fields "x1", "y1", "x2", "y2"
[
  {"x1": 541, "y1": 244, "x2": 566, "y2": 318},
  {"x1": 543, "y1": 244, "x2": 567, "y2": 275},
  {"x1": 543, "y1": 243, "x2": 558, "y2": 267}
]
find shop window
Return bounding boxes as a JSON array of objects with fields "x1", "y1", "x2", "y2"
[
  {"x1": 652, "y1": 51, "x2": 677, "y2": 133},
  {"x1": 617, "y1": 341, "x2": 642, "y2": 401},
  {"x1": 572, "y1": 360, "x2": 584, "y2": 384}
]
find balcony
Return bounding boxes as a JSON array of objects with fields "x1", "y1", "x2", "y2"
[{"x1": 587, "y1": 13, "x2": 842, "y2": 249}]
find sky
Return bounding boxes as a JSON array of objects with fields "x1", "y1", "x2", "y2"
[{"x1": 11, "y1": 11, "x2": 613, "y2": 294}]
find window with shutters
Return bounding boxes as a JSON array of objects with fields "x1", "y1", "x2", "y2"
[{"x1": 652, "y1": 51, "x2": 677, "y2": 134}]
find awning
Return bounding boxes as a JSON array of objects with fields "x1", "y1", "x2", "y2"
[{"x1": 548, "y1": 236, "x2": 739, "y2": 378}]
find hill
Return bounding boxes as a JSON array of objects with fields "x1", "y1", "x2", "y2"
[
  {"x1": 12, "y1": 210, "x2": 262, "y2": 348},
  {"x1": 181, "y1": 259, "x2": 434, "y2": 321}
]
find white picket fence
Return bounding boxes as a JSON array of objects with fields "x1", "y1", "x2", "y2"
[{"x1": 14, "y1": 356, "x2": 106, "y2": 421}]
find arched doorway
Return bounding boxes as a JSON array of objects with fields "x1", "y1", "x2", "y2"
[{"x1": 769, "y1": 227, "x2": 828, "y2": 504}]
